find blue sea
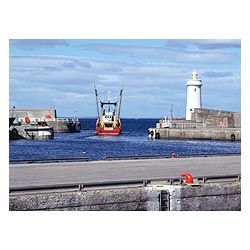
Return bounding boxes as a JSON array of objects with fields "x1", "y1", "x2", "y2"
[{"x1": 9, "y1": 118, "x2": 241, "y2": 161}]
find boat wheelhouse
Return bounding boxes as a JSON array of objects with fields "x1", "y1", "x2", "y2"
[{"x1": 94, "y1": 85, "x2": 123, "y2": 135}]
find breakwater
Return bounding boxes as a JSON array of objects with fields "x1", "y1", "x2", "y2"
[
  {"x1": 148, "y1": 108, "x2": 241, "y2": 141},
  {"x1": 148, "y1": 127, "x2": 241, "y2": 141},
  {"x1": 9, "y1": 108, "x2": 80, "y2": 134}
]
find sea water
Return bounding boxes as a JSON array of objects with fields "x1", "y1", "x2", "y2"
[{"x1": 9, "y1": 118, "x2": 241, "y2": 161}]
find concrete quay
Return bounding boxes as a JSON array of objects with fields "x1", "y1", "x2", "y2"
[
  {"x1": 150, "y1": 108, "x2": 241, "y2": 140},
  {"x1": 148, "y1": 127, "x2": 241, "y2": 141},
  {"x1": 9, "y1": 156, "x2": 241, "y2": 211}
]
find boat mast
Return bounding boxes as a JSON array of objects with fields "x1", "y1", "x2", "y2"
[
  {"x1": 118, "y1": 87, "x2": 123, "y2": 120},
  {"x1": 94, "y1": 84, "x2": 100, "y2": 119}
]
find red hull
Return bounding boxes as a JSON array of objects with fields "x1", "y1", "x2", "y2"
[{"x1": 96, "y1": 126, "x2": 121, "y2": 135}]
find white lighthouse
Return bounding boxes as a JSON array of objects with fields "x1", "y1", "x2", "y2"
[{"x1": 186, "y1": 71, "x2": 202, "y2": 120}]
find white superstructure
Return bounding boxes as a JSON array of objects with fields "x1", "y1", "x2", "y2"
[{"x1": 186, "y1": 71, "x2": 202, "y2": 120}]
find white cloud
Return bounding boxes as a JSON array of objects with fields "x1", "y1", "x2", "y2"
[
  {"x1": 9, "y1": 40, "x2": 241, "y2": 117},
  {"x1": 80, "y1": 43, "x2": 239, "y2": 64},
  {"x1": 10, "y1": 39, "x2": 68, "y2": 49},
  {"x1": 99, "y1": 74, "x2": 120, "y2": 82},
  {"x1": 165, "y1": 39, "x2": 241, "y2": 50}
]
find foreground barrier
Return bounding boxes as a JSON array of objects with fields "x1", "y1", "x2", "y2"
[
  {"x1": 9, "y1": 174, "x2": 241, "y2": 211},
  {"x1": 10, "y1": 174, "x2": 241, "y2": 193}
]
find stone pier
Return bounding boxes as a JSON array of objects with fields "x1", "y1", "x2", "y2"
[
  {"x1": 9, "y1": 181, "x2": 241, "y2": 211},
  {"x1": 148, "y1": 127, "x2": 241, "y2": 141}
]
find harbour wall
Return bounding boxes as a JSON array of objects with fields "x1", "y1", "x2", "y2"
[
  {"x1": 151, "y1": 108, "x2": 241, "y2": 140},
  {"x1": 9, "y1": 181, "x2": 240, "y2": 211},
  {"x1": 191, "y1": 108, "x2": 241, "y2": 128},
  {"x1": 149, "y1": 128, "x2": 241, "y2": 141},
  {"x1": 47, "y1": 120, "x2": 81, "y2": 133},
  {"x1": 9, "y1": 109, "x2": 80, "y2": 133},
  {"x1": 9, "y1": 108, "x2": 57, "y2": 121}
]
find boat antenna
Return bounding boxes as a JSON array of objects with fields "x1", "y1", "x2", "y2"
[
  {"x1": 170, "y1": 104, "x2": 173, "y2": 120},
  {"x1": 108, "y1": 90, "x2": 111, "y2": 103},
  {"x1": 94, "y1": 84, "x2": 100, "y2": 119},
  {"x1": 117, "y1": 85, "x2": 123, "y2": 120}
]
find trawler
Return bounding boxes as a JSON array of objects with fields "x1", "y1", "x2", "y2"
[{"x1": 94, "y1": 85, "x2": 123, "y2": 135}]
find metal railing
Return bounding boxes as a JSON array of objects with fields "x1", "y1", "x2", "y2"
[
  {"x1": 9, "y1": 174, "x2": 241, "y2": 194},
  {"x1": 174, "y1": 152, "x2": 241, "y2": 158},
  {"x1": 102, "y1": 154, "x2": 169, "y2": 160},
  {"x1": 103, "y1": 152, "x2": 241, "y2": 160},
  {"x1": 9, "y1": 157, "x2": 90, "y2": 164},
  {"x1": 9, "y1": 152, "x2": 240, "y2": 164}
]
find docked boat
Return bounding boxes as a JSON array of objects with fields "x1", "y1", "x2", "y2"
[
  {"x1": 24, "y1": 123, "x2": 54, "y2": 140},
  {"x1": 9, "y1": 108, "x2": 81, "y2": 133},
  {"x1": 9, "y1": 120, "x2": 54, "y2": 140},
  {"x1": 94, "y1": 85, "x2": 123, "y2": 135},
  {"x1": 9, "y1": 117, "x2": 15, "y2": 127},
  {"x1": 66, "y1": 118, "x2": 81, "y2": 132}
]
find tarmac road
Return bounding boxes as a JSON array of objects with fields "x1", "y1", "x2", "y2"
[{"x1": 9, "y1": 156, "x2": 241, "y2": 188}]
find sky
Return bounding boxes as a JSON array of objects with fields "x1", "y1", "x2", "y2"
[{"x1": 9, "y1": 39, "x2": 241, "y2": 118}]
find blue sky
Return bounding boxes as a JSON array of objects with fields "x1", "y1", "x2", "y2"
[{"x1": 9, "y1": 39, "x2": 241, "y2": 118}]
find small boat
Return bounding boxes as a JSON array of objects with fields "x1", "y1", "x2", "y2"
[
  {"x1": 9, "y1": 121, "x2": 54, "y2": 140},
  {"x1": 94, "y1": 85, "x2": 123, "y2": 135},
  {"x1": 9, "y1": 117, "x2": 15, "y2": 127},
  {"x1": 24, "y1": 122, "x2": 54, "y2": 140},
  {"x1": 67, "y1": 118, "x2": 81, "y2": 132}
]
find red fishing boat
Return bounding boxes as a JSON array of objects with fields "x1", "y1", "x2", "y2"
[{"x1": 94, "y1": 85, "x2": 123, "y2": 135}]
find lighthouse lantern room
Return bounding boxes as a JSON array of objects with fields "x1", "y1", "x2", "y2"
[{"x1": 186, "y1": 71, "x2": 203, "y2": 120}]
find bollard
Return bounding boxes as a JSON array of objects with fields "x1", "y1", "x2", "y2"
[
  {"x1": 181, "y1": 172, "x2": 193, "y2": 184},
  {"x1": 171, "y1": 153, "x2": 176, "y2": 158}
]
